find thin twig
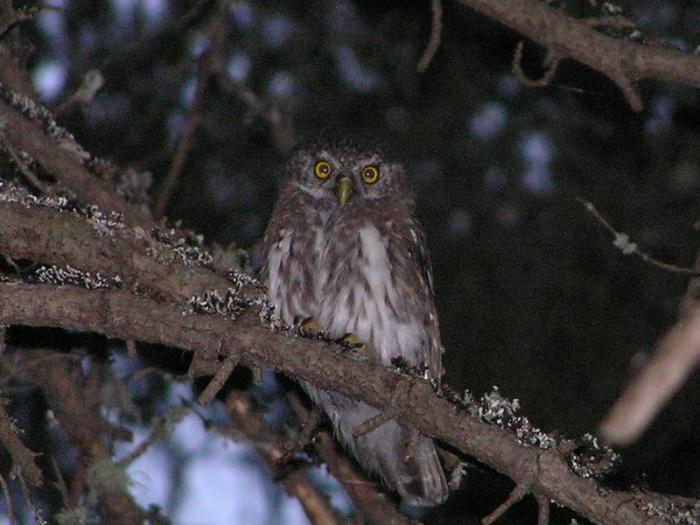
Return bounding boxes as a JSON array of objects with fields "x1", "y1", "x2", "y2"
[
  {"x1": 154, "y1": 62, "x2": 209, "y2": 219},
  {"x1": 216, "y1": 68, "x2": 297, "y2": 154},
  {"x1": 352, "y1": 409, "x2": 396, "y2": 440},
  {"x1": 286, "y1": 390, "x2": 415, "y2": 525},
  {"x1": 101, "y1": 0, "x2": 212, "y2": 72},
  {"x1": 128, "y1": 366, "x2": 162, "y2": 383},
  {"x1": 16, "y1": 470, "x2": 41, "y2": 524},
  {"x1": 0, "y1": 472, "x2": 16, "y2": 525},
  {"x1": 117, "y1": 405, "x2": 188, "y2": 467},
  {"x1": 0, "y1": 7, "x2": 35, "y2": 41},
  {"x1": 417, "y1": 0, "x2": 443, "y2": 73},
  {"x1": 55, "y1": 69, "x2": 105, "y2": 117},
  {"x1": 0, "y1": 131, "x2": 54, "y2": 194},
  {"x1": 0, "y1": 399, "x2": 43, "y2": 487},
  {"x1": 50, "y1": 456, "x2": 70, "y2": 505},
  {"x1": 535, "y1": 494, "x2": 550, "y2": 525},
  {"x1": 512, "y1": 41, "x2": 562, "y2": 88},
  {"x1": 482, "y1": 483, "x2": 529, "y2": 525},
  {"x1": 155, "y1": 1, "x2": 228, "y2": 219},
  {"x1": 577, "y1": 197, "x2": 699, "y2": 275},
  {"x1": 126, "y1": 339, "x2": 138, "y2": 360},
  {"x1": 197, "y1": 353, "x2": 240, "y2": 405},
  {"x1": 276, "y1": 408, "x2": 322, "y2": 465},
  {"x1": 225, "y1": 391, "x2": 340, "y2": 525},
  {"x1": 251, "y1": 365, "x2": 263, "y2": 385}
]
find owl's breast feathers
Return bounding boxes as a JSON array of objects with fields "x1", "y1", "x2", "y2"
[
  {"x1": 318, "y1": 198, "x2": 443, "y2": 380},
  {"x1": 263, "y1": 187, "x2": 442, "y2": 381},
  {"x1": 262, "y1": 186, "x2": 330, "y2": 325}
]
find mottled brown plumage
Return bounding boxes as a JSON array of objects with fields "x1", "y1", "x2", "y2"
[{"x1": 262, "y1": 133, "x2": 448, "y2": 506}]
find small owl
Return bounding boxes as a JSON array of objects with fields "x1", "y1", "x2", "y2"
[{"x1": 262, "y1": 133, "x2": 448, "y2": 506}]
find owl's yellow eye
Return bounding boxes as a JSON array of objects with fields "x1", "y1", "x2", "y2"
[
  {"x1": 361, "y1": 165, "x2": 380, "y2": 184},
  {"x1": 314, "y1": 160, "x2": 332, "y2": 179}
]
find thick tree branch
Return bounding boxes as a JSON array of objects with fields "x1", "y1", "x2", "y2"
[
  {"x1": 0, "y1": 96, "x2": 149, "y2": 225},
  {"x1": 600, "y1": 302, "x2": 700, "y2": 445},
  {"x1": 0, "y1": 281, "x2": 695, "y2": 524},
  {"x1": 0, "y1": 7, "x2": 696, "y2": 517},
  {"x1": 454, "y1": 0, "x2": 700, "y2": 110},
  {"x1": 599, "y1": 234, "x2": 700, "y2": 445},
  {"x1": 0, "y1": 201, "x2": 262, "y2": 305}
]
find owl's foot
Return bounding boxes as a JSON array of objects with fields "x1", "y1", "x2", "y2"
[
  {"x1": 338, "y1": 333, "x2": 372, "y2": 359},
  {"x1": 298, "y1": 317, "x2": 321, "y2": 337},
  {"x1": 338, "y1": 332, "x2": 364, "y2": 348}
]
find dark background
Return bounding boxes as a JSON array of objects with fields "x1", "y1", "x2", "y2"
[{"x1": 10, "y1": 0, "x2": 700, "y2": 522}]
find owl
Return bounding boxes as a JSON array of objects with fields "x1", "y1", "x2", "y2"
[{"x1": 262, "y1": 133, "x2": 448, "y2": 506}]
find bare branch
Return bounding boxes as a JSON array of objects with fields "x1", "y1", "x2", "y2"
[
  {"x1": 0, "y1": 399, "x2": 43, "y2": 487},
  {"x1": 20, "y1": 349, "x2": 147, "y2": 524},
  {"x1": 0, "y1": 281, "x2": 696, "y2": 524},
  {"x1": 512, "y1": 41, "x2": 562, "y2": 88},
  {"x1": 54, "y1": 69, "x2": 105, "y2": 117},
  {"x1": 482, "y1": 483, "x2": 529, "y2": 525},
  {"x1": 454, "y1": 0, "x2": 700, "y2": 110},
  {"x1": 0, "y1": 130, "x2": 54, "y2": 194},
  {"x1": 578, "y1": 198, "x2": 699, "y2": 275},
  {"x1": 117, "y1": 405, "x2": 188, "y2": 467},
  {"x1": 0, "y1": 201, "x2": 263, "y2": 305},
  {"x1": 352, "y1": 408, "x2": 397, "y2": 439},
  {"x1": 0, "y1": 4, "x2": 35, "y2": 41},
  {"x1": 197, "y1": 353, "x2": 240, "y2": 405},
  {"x1": 216, "y1": 67, "x2": 297, "y2": 154},
  {"x1": 155, "y1": 3, "x2": 229, "y2": 219},
  {"x1": 417, "y1": 0, "x2": 443, "y2": 73},
  {"x1": 0, "y1": 92, "x2": 149, "y2": 224},
  {"x1": 0, "y1": 472, "x2": 16, "y2": 525},
  {"x1": 599, "y1": 304, "x2": 700, "y2": 445},
  {"x1": 225, "y1": 391, "x2": 341, "y2": 525},
  {"x1": 286, "y1": 391, "x2": 415, "y2": 525},
  {"x1": 535, "y1": 494, "x2": 550, "y2": 525},
  {"x1": 16, "y1": 470, "x2": 42, "y2": 525}
]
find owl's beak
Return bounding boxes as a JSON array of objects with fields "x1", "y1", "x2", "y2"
[{"x1": 335, "y1": 176, "x2": 353, "y2": 206}]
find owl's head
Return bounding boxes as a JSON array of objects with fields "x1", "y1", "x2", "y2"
[{"x1": 284, "y1": 133, "x2": 411, "y2": 206}]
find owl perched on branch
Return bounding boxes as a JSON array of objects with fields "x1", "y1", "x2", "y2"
[{"x1": 262, "y1": 133, "x2": 448, "y2": 506}]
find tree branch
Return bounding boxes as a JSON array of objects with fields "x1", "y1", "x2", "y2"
[
  {"x1": 286, "y1": 390, "x2": 415, "y2": 525},
  {"x1": 224, "y1": 391, "x2": 341, "y2": 525},
  {"x1": 0, "y1": 92, "x2": 149, "y2": 224},
  {"x1": 454, "y1": 0, "x2": 700, "y2": 110},
  {"x1": 19, "y1": 349, "x2": 147, "y2": 524},
  {"x1": 0, "y1": 399, "x2": 43, "y2": 487},
  {"x1": 0, "y1": 280, "x2": 696, "y2": 524},
  {"x1": 0, "y1": 200, "x2": 262, "y2": 305}
]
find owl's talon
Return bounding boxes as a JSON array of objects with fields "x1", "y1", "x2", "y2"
[
  {"x1": 338, "y1": 333, "x2": 369, "y2": 354},
  {"x1": 339, "y1": 332, "x2": 361, "y2": 347},
  {"x1": 299, "y1": 317, "x2": 321, "y2": 337}
]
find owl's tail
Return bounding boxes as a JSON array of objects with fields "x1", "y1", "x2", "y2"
[
  {"x1": 306, "y1": 385, "x2": 449, "y2": 506},
  {"x1": 380, "y1": 426, "x2": 450, "y2": 507}
]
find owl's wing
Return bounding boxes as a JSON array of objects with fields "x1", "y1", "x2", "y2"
[{"x1": 404, "y1": 218, "x2": 443, "y2": 382}]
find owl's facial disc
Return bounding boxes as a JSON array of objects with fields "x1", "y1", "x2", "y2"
[{"x1": 335, "y1": 176, "x2": 352, "y2": 206}]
